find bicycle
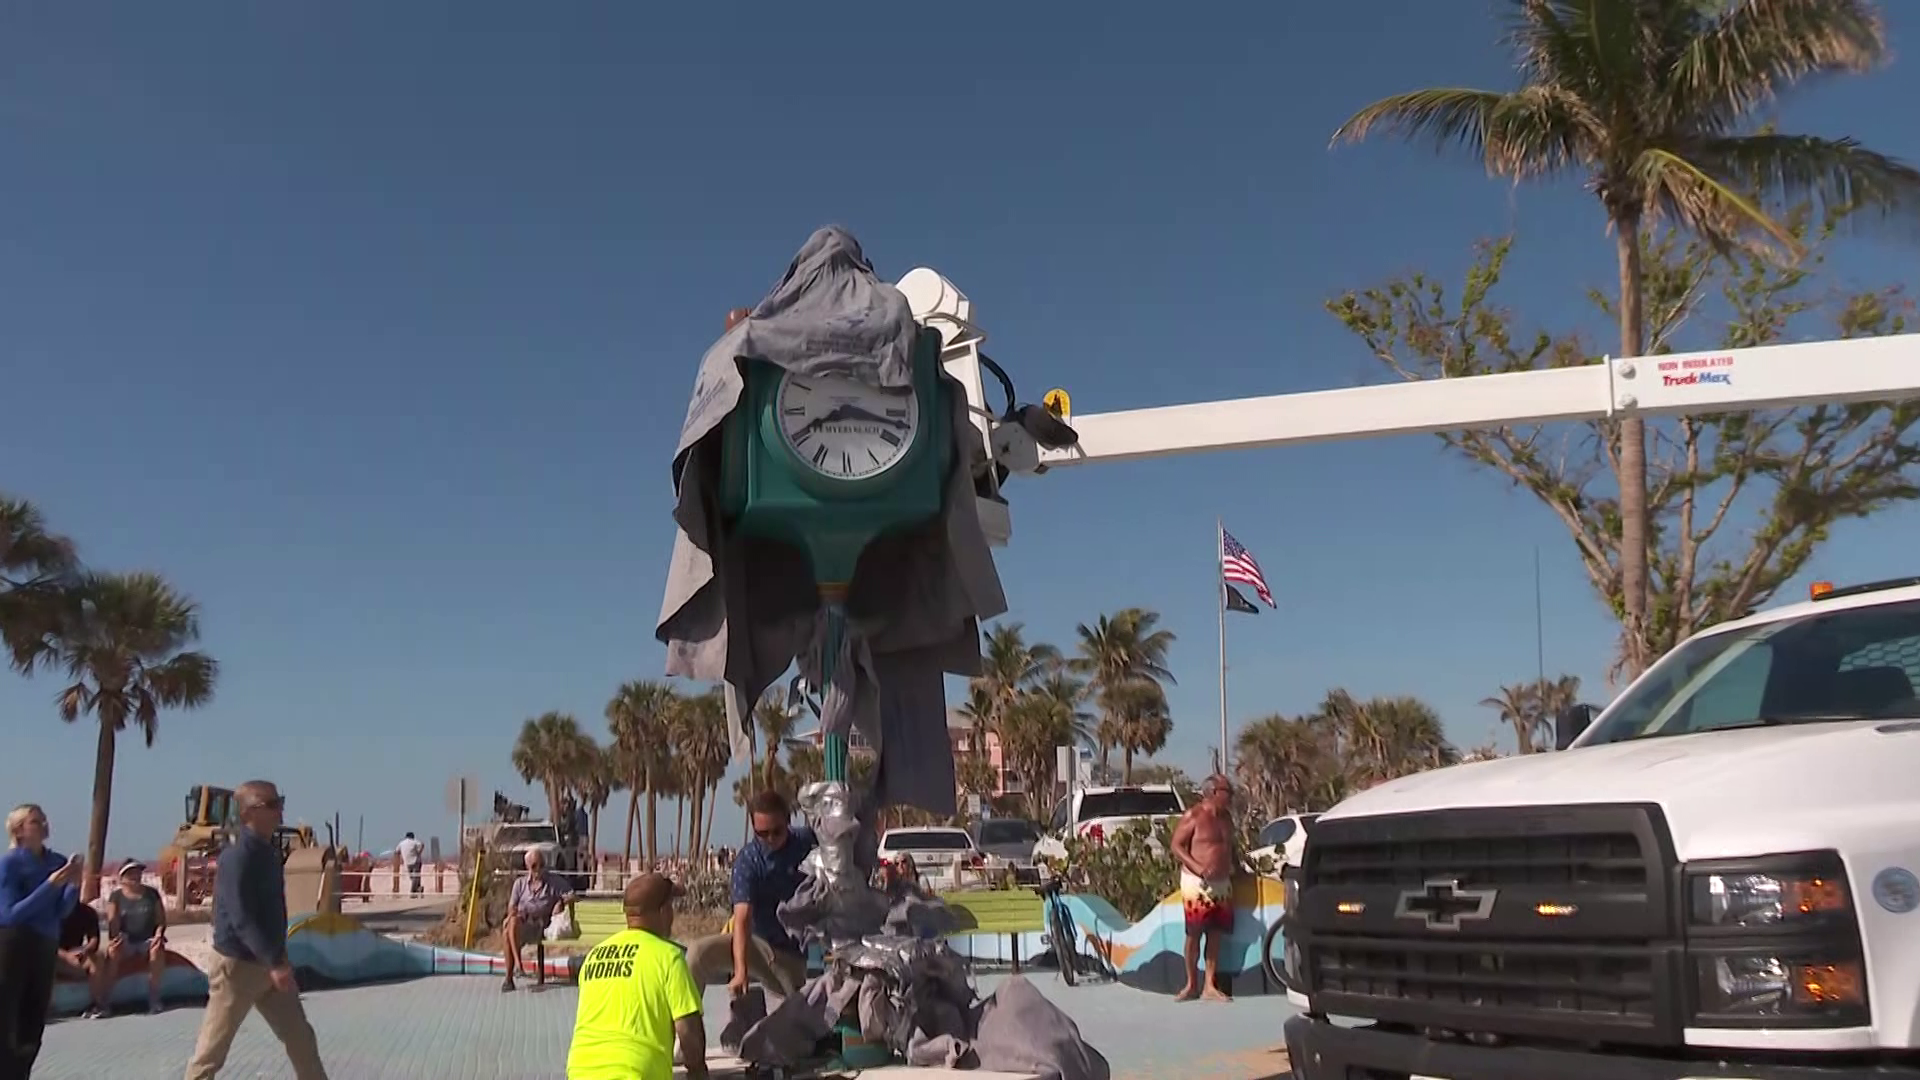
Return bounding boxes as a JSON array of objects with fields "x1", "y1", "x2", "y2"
[
  {"x1": 1036, "y1": 876, "x2": 1087, "y2": 986},
  {"x1": 1264, "y1": 866, "x2": 1300, "y2": 992}
]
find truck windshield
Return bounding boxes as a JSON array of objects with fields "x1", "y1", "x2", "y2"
[
  {"x1": 1583, "y1": 598, "x2": 1920, "y2": 745},
  {"x1": 1077, "y1": 789, "x2": 1183, "y2": 820},
  {"x1": 494, "y1": 825, "x2": 556, "y2": 847}
]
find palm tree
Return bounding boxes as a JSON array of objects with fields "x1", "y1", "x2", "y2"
[
  {"x1": 1073, "y1": 608, "x2": 1176, "y2": 772},
  {"x1": 998, "y1": 672, "x2": 1093, "y2": 817},
  {"x1": 606, "y1": 680, "x2": 679, "y2": 866},
  {"x1": 32, "y1": 572, "x2": 218, "y2": 900},
  {"x1": 1481, "y1": 682, "x2": 1546, "y2": 754},
  {"x1": 753, "y1": 692, "x2": 799, "y2": 790},
  {"x1": 1103, "y1": 677, "x2": 1173, "y2": 784},
  {"x1": 574, "y1": 743, "x2": 619, "y2": 880},
  {"x1": 670, "y1": 688, "x2": 731, "y2": 860},
  {"x1": 0, "y1": 496, "x2": 79, "y2": 671},
  {"x1": 511, "y1": 711, "x2": 594, "y2": 825},
  {"x1": 1333, "y1": 0, "x2": 1920, "y2": 676},
  {"x1": 1234, "y1": 713, "x2": 1340, "y2": 819},
  {"x1": 976, "y1": 622, "x2": 1061, "y2": 726}
]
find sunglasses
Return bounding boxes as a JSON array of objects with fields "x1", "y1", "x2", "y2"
[{"x1": 247, "y1": 796, "x2": 286, "y2": 812}]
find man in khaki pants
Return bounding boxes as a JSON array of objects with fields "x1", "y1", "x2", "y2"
[{"x1": 186, "y1": 781, "x2": 329, "y2": 1079}]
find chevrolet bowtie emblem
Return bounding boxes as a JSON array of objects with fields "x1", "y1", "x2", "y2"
[{"x1": 1395, "y1": 878, "x2": 1497, "y2": 930}]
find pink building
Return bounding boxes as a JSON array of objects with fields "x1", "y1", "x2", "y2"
[{"x1": 947, "y1": 709, "x2": 1022, "y2": 797}]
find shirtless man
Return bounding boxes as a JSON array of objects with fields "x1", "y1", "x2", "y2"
[{"x1": 1170, "y1": 775, "x2": 1237, "y2": 1001}]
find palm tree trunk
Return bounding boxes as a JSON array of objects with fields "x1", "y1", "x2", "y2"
[
  {"x1": 624, "y1": 787, "x2": 639, "y2": 869},
  {"x1": 1122, "y1": 745, "x2": 1134, "y2": 785},
  {"x1": 702, "y1": 780, "x2": 720, "y2": 854},
  {"x1": 1615, "y1": 215, "x2": 1651, "y2": 679},
  {"x1": 82, "y1": 719, "x2": 117, "y2": 903},
  {"x1": 644, "y1": 777, "x2": 658, "y2": 867},
  {"x1": 673, "y1": 797, "x2": 684, "y2": 859},
  {"x1": 587, "y1": 805, "x2": 600, "y2": 886}
]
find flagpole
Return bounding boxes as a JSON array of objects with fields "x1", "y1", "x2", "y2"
[{"x1": 1217, "y1": 516, "x2": 1229, "y2": 776}]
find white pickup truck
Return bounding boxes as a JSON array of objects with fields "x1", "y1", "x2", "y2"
[
  {"x1": 1283, "y1": 576, "x2": 1920, "y2": 1080},
  {"x1": 1032, "y1": 784, "x2": 1187, "y2": 864}
]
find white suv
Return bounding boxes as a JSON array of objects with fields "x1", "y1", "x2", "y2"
[{"x1": 1283, "y1": 576, "x2": 1920, "y2": 1079}]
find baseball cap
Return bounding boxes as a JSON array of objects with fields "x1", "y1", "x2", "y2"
[
  {"x1": 623, "y1": 873, "x2": 685, "y2": 914},
  {"x1": 120, "y1": 860, "x2": 146, "y2": 876}
]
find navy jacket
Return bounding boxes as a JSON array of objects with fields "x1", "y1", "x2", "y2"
[
  {"x1": 0, "y1": 846, "x2": 80, "y2": 941},
  {"x1": 212, "y1": 829, "x2": 288, "y2": 966}
]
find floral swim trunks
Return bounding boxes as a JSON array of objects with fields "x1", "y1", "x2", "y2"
[{"x1": 1181, "y1": 870, "x2": 1234, "y2": 934}]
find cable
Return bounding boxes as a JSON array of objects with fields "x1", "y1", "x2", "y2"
[{"x1": 976, "y1": 354, "x2": 1018, "y2": 421}]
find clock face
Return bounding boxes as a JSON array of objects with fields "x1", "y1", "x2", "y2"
[{"x1": 775, "y1": 372, "x2": 920, "y2": 481}]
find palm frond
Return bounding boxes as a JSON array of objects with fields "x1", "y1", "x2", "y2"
[
  {"x1": 1333, "y1": 86, "x2": 1592, "y2": 179},
  {"x1": 1672, "y1": 0, "x2": 1884, "y2": 126},
  {"x1": 1687, "y1": 133, "x2": 1920, "y2": 231},
  {"x1": 1634, "y1": 146, "x2": 1803, "y2": 257}
]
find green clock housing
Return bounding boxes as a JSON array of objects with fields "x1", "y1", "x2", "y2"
[{"x1": 719, "y1": 326, "x2": 953, "y2": 588}]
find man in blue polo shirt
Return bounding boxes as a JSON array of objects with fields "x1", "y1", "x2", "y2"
[{"x1": 686, "y1": 790, "x2": 814, "y2": 997}]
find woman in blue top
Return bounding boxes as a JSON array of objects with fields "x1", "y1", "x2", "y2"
[{"x1": 0, "y1": 803, "x2": 84, "y2": 1078}]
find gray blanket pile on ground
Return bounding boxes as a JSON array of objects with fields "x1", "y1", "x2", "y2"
[
  {"x1": 720, "y1": 782, "x2": 1109, "y2": 1080},
  {"x1": 723, "y1": 951, "x2": 1110, "y2": 1080}
]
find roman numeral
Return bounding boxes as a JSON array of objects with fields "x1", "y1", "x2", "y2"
[
  {"x1": 879, "y1": 430, "x2": 902, "y2": 447},
  {"x1": 783, "y1": 406, "x2": 806, "y2": 415},
  {"x1": 812, "y1": 444, "x2": 829, "y2": 468},
  {"x1": 840, "y1": 450, "x2": 852, "y2": 474},
  {"x1": 885, "y1": 407, "x2": 908, "y2": 419},
  {"x1": 868, "y1": 448, "x2": 882, "y2": 464},
  {"x1": 789, "y1": 380, "x2": 812, "y2": 392},
  {"x1": 792, "y1": 429, "x2": 811, "y2": 446}
]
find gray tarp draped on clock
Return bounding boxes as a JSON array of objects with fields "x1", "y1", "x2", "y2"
[{"x1": 656, "y1": 225, "x2": 1009, "y2": 814}]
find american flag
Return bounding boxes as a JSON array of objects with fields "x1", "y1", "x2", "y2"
[{"x1": 1221, "y1": 529, "x2": 1275, "y2": 608}]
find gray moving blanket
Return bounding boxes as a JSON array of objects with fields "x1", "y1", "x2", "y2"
[
  {"x1": 730, "y1": 951, "x2": 1110, "y2": 1080},
  {"x1": 656, "y1": 225, "x2": 1008, "y2": 815}
]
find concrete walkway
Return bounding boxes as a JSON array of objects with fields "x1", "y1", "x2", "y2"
[{"x1": 34, "y1": 972, "x2": 1295, "y2": 1080}]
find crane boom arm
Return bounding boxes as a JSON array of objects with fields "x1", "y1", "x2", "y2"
[
  {"x1": 1033, "y1": 333, "x2": 1920, "y2": 468},
  {"x1": 893, "y1": 266, "x2": 1920, "y2": 545}
]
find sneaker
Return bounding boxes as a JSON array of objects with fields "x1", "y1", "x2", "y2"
[
  {"x1": 147, "y1": 1000, "x2": 164, "y2": 1016},
  {"x1": 500, "y1": 977, "x2": 516, "y2": 993},
  {"x1": 81, "y1": 1006, "x2": 104, "y2": 1019}
]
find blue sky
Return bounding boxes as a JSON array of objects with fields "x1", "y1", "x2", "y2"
[{"x1": 4, "y1": 3, "x2": 1917, "y2": 860}]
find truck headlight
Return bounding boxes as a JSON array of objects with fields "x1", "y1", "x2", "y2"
[
  {"x1": 1684, "y1": 853, "x2": 1868, "y2": 1027},
  {"x1": 1687, "y1": 860, "x2": 1851, "y2": 929},
  {"x1": 1693, "y1": 953, "x2": 1867, "y2": 1024}
]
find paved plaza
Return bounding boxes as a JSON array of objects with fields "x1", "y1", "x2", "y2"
[{"x1": 34, "y1": 972, "x2": 1295, "y2": 1080}]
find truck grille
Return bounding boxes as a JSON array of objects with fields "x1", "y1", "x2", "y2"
[{"x1": 1294, "y1": 803, "x2": 1682, "y2": 1046}]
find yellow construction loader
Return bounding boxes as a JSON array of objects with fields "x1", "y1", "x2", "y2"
[{"x1": 156, "y1": 785, "x2": 331, "y2": 903}]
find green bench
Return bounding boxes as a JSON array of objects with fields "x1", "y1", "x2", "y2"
[
  {"x1": 572, "y1": 895, "x2": 629, "y2": 949},
  {"x1": 574, "y1": 889, "x2": 1047, "y2": 969},
  {"x1": 938, "y1": 889, "x2": 1046, "y2": 971}
]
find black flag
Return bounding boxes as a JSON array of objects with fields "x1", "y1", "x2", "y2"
[{"x1": 1225, "y1": 583, "x2": 1260, "y2": 615}]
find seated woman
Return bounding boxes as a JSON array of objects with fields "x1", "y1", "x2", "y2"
[{"x1": 99, "y1": 861, "x2": 169, "y2": 1015}]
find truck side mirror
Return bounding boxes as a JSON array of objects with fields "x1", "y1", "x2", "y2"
[{"x1": 1555, "y1": 704, "x2": 1599, "y2": 750}]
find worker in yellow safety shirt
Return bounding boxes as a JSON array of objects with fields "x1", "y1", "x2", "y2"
[{"x1": 566, "y1": 873, "x2": 707, "y2": 1080}]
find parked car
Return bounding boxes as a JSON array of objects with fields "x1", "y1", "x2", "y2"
[
  {"x1": 1033, "y1": 784, "x2": 1187, "y2": 863},
  {"x1": 970, "y1": 818, "x2": 1043, "y2": 883},
  {"x1": 1248, "y1": 813, "x2": 1318, "y2": 874},
  {"x1": 877, "y1": 826, "x2": 982, "y2": 891}
]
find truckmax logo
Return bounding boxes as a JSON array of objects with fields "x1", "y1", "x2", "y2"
[
  {"x1": 1662, "y1": 371, "x2": 1732, "y2": 387},
  {"x1": 1395, "y1": 878, "x2": 1497, "y2": 930}
]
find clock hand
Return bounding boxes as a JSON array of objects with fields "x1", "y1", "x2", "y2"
[
  {"x1": 796, "y1": 405, "x2": 856, "y2": 437},
  {"x1": 836, "y1": 405, "x2": 910, "y2": 430}
]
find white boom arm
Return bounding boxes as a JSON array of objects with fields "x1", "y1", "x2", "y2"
[{"x1": 895, "y1": 267, "x2": 1920, "y2": 544}]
